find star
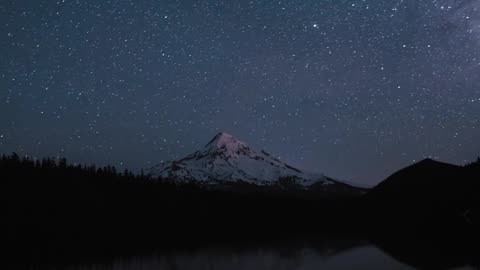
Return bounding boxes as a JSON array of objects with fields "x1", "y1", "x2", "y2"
[{"x1": 0, "y1": 0, "x2": 478, "y2": 186}]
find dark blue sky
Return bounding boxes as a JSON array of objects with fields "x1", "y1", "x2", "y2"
[{"x1": 1, "y1": 0, "x2": 480, "y2": 185}]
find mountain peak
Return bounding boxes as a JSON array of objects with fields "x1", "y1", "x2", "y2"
[
  {"x1": 204, "y1": 132, "x2": 249, "y2": 155},
  {"x1": 416, "y1": 158, "x2": 436, "y2": 165},
  {"x1": 415, "y1": 158, "x2": 457, "y2": 168},
  {"x1": 149, "y1": 131, "x2": 338, "y2": 187},
  {"x1": 206, "y1": 132, "x2": 235, "y2": 145}
]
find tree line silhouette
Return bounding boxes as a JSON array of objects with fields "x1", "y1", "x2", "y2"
[
  {"x1": 2, "y1": 152, "x2": 365, "y2": 266},
  {"x1": 1, "y1": 152, "x2": 143, "y2": 180},
  {"x1": 2, "y1": 152, "x2": 480, "y2": 268}
]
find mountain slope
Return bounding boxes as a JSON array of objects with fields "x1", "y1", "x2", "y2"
[
  {"x1": 366, "y1": 158, "x2": 480, "y2": 226},
  {"x1": 149, "y1": 132, "x2": 356, "y2": 190},
  {"x1": 369, "y1": 158, "x2": 465, "y2": 200}
]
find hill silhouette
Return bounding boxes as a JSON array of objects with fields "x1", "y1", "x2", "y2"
[{"x1": 366, "y1": 158, "x2": 480, "y2": 228}]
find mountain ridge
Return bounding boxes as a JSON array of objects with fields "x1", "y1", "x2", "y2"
[{"x1": 148, "y1": 132, "x2": 360, "y2": 192}]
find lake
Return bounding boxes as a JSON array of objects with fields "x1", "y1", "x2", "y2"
[{"x1": 26, "y1": 240, "x2": 476, "y2": 270}]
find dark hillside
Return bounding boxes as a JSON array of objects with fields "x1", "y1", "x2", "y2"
[{"x1": 366, "y1": 158, "x2": 480, "y2": 228}]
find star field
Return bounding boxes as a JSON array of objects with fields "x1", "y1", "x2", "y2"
[{"x1": 1, "y1": 0, "x2": 480, "y2": 185}]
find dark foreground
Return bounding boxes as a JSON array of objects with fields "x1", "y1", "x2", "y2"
[{"x1": 2, "y1": 154, "x2": 480, "y2": 269}]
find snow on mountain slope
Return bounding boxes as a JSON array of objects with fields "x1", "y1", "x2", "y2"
[{"x1": 149, "y1": 132, "x2": 333, "y2": 187}]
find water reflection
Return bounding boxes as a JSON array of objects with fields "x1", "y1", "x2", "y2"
[
  {"x1": 16, "y1": 234, "x2": 479, "y2": 270},
  {"x1": 63, "y1": 245, "x2": 413, "y2": 270}
]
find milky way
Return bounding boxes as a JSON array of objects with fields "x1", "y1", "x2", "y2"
[{"x1": 1, "y1": 0, "x2": 480, "y2": 185}]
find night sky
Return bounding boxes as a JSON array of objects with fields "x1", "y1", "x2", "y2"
[{"x1": 1, "y1": 0, "x2": 480, "y2": 185}]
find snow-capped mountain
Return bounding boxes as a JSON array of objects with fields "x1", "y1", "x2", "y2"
[{"x1": 149, "y1": 132, "x2": 338, "y2": 188}]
